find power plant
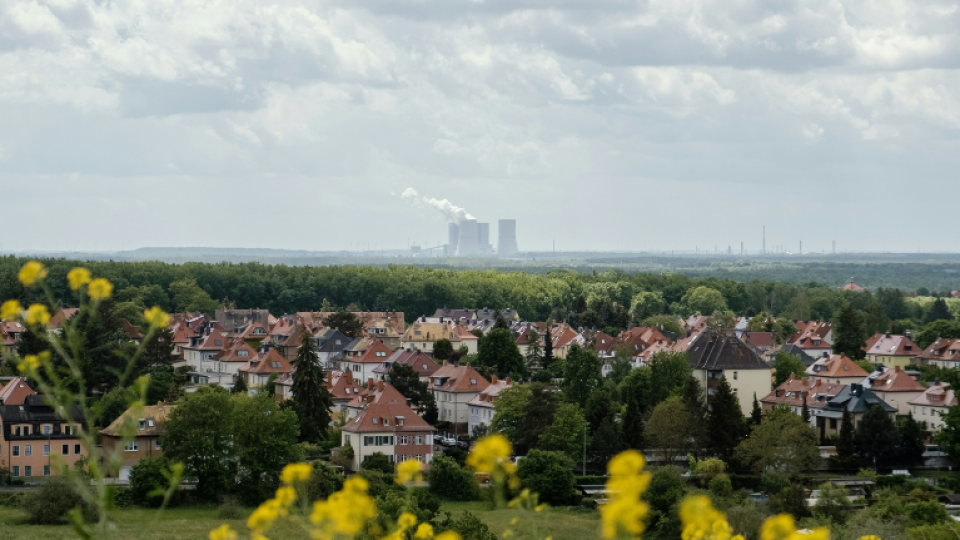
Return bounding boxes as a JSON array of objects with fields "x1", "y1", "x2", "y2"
[{"x1": 442, "y1": 218, "x2": 518, "y2": 257}]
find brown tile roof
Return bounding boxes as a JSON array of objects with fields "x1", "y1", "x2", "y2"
[
  {"x1": 345, "y1": 380, "x2": 408, "y2": 409},
  {"x1": 761, "y1": 375, "x2": 845, "y2": 409},
  {"x1": 467, "y1": 376, "x2": 512, "y2": 408},
  {"x1": 866, "y1": 334, "x2": 920, "y2": 357},
  {"x1": 429, "y1": 364, "x2": 490, "y2": 393},
  {"x1": 788, "y1": 321, "x2": 832, "y2": 345},
  {"x1": 0, "y1": 377, "x2": 35, "y2": 406},
  {"x1": 211, "y1": 338, "x2": 258, "y2": 362},
  {"x1": 549, "y1": 323, "x2": 582, "y2": 348},
  {"x1": 744, "y1": 332, "x2": 775, "y2": 349},
  {"x1": 48, "y1": 308, "x2": 80, "y2": 330},
  {"x1": 100, "y1": 402, "x2": 176, "y2": 438},
  {"x1": 353, "y1": 340, "x2": 393, "y2": 364},
  {"x1": 341, "y1": 400, "x2": 434, "y2": 433},
  {"x1": 909, "y1": 383, "x2": 957, "y2": 408},
  {"x1": 806, "y1": 354, "x2": 869, "y2": 378},
  {"x1": 120, "y1": 319, "x2": 143, "y2": 341},
  {"x1": 402, "y1": 322, "x2": 461, "y2": 344},
  {"x1": 870, "y1": 366, "x2": 925, "y2": 392},
  {"x1": 917, "y1": 338, "x2": 960, "y2": 362},
  {"x1": 239, "y1": 348, "x2": 292, "y2": 374},
  {"x1": 379, "y1": 349, "x2": 439, "y2": 377},
  {"x1": 840, "y1": 282, "x2": 867, "y2": 292},
  {"x1": 326, "y1": 371, "x2": 366, "y2": 401}
]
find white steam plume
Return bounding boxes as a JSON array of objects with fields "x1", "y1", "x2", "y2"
[{"x1": 401, "y1": 187, "x2": 475, "y2": 222}]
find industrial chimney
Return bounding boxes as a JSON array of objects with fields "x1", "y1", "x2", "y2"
[
  {"x1": 456, "y1": 219, "x2": 479, "y2": 256},
  {"x1": 446, "y1": 222, "x2": 459, "y2": 256},
  {"x1": 497, "y1": 219, "x2": 518, "y2": 256}
]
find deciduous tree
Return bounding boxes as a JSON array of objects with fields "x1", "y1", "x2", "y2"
[
  {"x1": 561, "y1": 345, "x2": 603, "y2": 408},
  {"x1": 736, "y1": 407, "x2": 820, "y2": 475},
  {"x1": 477, "y1": 328, "x2": 526, "y2": 378}
]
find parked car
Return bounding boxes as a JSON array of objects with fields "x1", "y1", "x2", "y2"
[
  {"x1": 438, "y1": 436, "x2": 456, "y2": 446},
  {"x1": 455, "y1": 441, "x2": 470, "y2": 450}
]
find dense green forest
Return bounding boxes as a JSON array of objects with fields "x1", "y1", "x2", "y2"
[{"x1": 5, "y1": 255, "x2": 958, "y2": 333}]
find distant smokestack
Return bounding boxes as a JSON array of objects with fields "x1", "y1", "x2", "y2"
[
  {"x1": 498, "y1": 219, "x2": 518, "y2": 256},
  {"x1": 457, "y1": 219, "x2": 479, "y2": 256},
  {"x1": 447, "y1": 223, "x2": 459, "y2": 255}
]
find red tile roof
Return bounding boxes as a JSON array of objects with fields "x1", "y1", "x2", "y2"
[
  {"x1": 806, "y1": 354, "x2": 869, "y2": 379},
  {"x1": 239, "y1": 348, "x2": 292, "y2": 374},
  {"x1": 0, "y1": 377, "x2": 35, "y2": 406},
  {"x1": 429, "y1": 364, "x2": 490, "y2": 393},
  {"x1": 917, "y1": 337, "x2": 960, "y2": 362},
  {"x1": 341, "y1": 400, "x2": 435, "y2": 433},
  {"x1": 866, "y1": 334, "x2": 919, "y2": 357},
  {"x1": 870, "y1": 366, "x2": 925, "y2": 392},
  {"x1": 761, "y1": 375, "x2": 845, "y2": 409},
  {"x1": 353, "y1": 340, "x2": 393, "y2": 363},
  {"x1": 744, "y1": 332, "x2": 775, "y2": 349},
  {"x1": 909, "y1": 383, "x2": 957, "y2": 408}
]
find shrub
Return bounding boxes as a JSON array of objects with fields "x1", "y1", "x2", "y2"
[
  {"x1": 306, "y1": 462, "x2": 343, "y2": 502},
  {"x1": 812, "y1": 483, "x2": 852, "y2": 525},
  {"x1": 435, "y1": 511, "x2": 498, "y2": 540},
  {"x1": 771, "y1": 484, "x2": 810, "y2": 519},
  {"x1": 428, "y1": 456, "x2": 480, "y2": 501},
  {"x1": 0, "y1": 492, "x2": 22, "y2": 507},
  {"x1": 709, "y1": 473, "x2": 734, "y2": 498},
  {"x1": 906, "y1": 500, "x2": 950, "y2": 527},
  {"x1": 516, "y1": 450, "x2": 576, "y2": 506},
  {"x1": 217, "y1": 497, "x2": 245, "y2": 520},
  {"x1": 20, "y1": 477, "x2": 95, "y2": 525},
  {"x1": 129, "y1": 456, "x2": 176, "y2": 507},
  {"x1": 761, "y1": 471, "x2": 790, "y2": 495},
  {"x1": 726, "y1": 504, "x2": 766, "y2": 540},
  {"x1": 695, "y1": 458, "x2": 727, "y2": 487},
  {"x1": 361, "y1": 452, "x2": 394, "y2": 475}
]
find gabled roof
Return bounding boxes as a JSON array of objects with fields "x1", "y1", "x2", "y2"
[
  {"x1": 686, "y1": 329, "x2": 771, "y2": 370},
  {"x1": 120, "y1": 319, "x2": 143, "y2": 341},
  {"x1": 0, "y1": 377, "x2": 35, "y2": 406},
  {"x1": 0, "y1": 394, "x2": 84, "y2": 425},
  {"x1": 743, "y1": 332, "x2": 775, "y2": 350},
  {"x1": 780, "y1": 343, "x2": 817, "y2": 366},
  {"x1": 549, "y1": 323, "x2": 582, "y2": 348},
  {"x1": 212, "y1": 338, "x2": 259, "y2": 362},
  {"x1": 401, "y1": 322, "x2": 461, "y2": 343},
  {"x1": 100, "y1": 402, "x2": 176, "y2": 438},
  {"x1": 788, "y1": 321, "x2": 832, "y2": 346},
  {"x1": 467, "y1": 376, "x2": 512, "y2": 408},
  {"x1": 352, "y1": 340, "x2": 393, "y2": 364},
  {"x1": 239, "y1": 347, "x2": 292, "y2": 374},
  {"x1": 376, "y1": 349, "x2": 439, "y2": 377},
  {"x1": 869, "y1": 366, "x2": 926, "y2": 392},
  {"x1": 341, "y1": 399, "x2": 434, "y2": 433},
  {"x1": 761, "y1": 375, "x2": 845, "y2": 409},
  {"x1": 840, "y1": 282, "x2": 867, "y2": 292},
  {"x1": 866, "y1": 334, "x2": 919, "y2": 357},
  {"x1": 807, "y1": 354, "x2": 869, "y2": 379},
  {"x1": 429, "y1": 364, "x2": 490, "y2": 393},
  {"x1": 326, "y1": 370, "x2": 365, "y2": 401},
  {"x1": 909, "y1": 383, "x2": 958, "y2": 408},
  {"x1": 917, "y1": 337, "x2": 960, "y2": 362},
  {"x1": 824, "y1": 384, "x2": 896, "y2": 414},
  {"x1": 344, "y1": 380, "x2": 408, "y2": 409},
  {"x1": 48, "y1": 308, "x2": 80, "y2": 330}
]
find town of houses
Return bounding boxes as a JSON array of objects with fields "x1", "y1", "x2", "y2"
[{"x1": 2, "y1": 299, "x2": 958, "y2": 480}]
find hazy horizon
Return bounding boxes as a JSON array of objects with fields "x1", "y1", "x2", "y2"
[{"x1": 2, "y1": 1, "x2": 959, "y2": 253}]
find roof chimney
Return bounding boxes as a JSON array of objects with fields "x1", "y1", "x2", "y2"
[
  {"x1": 378, "y1": 380, "x2": 384, "y2": 392},
  {"x1": 368, "y1": 378, "x2": 374, "y2": 390},
  {"x1": 327, "y1": 371, "x2": 333, "y2": 388},
  {"x1": 492, "y1": 375, "x2": 498, "y2": 384},
  {"x1": 505, "y1": 377, "x2": 511, "y2": 385}
]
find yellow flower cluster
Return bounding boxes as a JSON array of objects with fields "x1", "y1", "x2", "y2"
[
  {"x1": 19, "y1": 261, "x2": 47, "y2": 287},
  {"x1": 144, "y1": 306, "x2": 171, "y2": 329},
  {"x1": 280, "y1": 462, "x2": 313, "y2": 484},
  {"x1": 88, "y1": 278, "x2": 113, "y2": 301},
  {"x1": 857, "y1": 537, "x2": 880, "y2": 540},
  {"x1": 601, "y1": 450, "x2": 651, "y2": 539},
  {"x1": 396, "y1": 458, "x2": 424, "y2": 485},
  {"x1": 310, "y1": 476, "x2": 378, "y2": 539},
  {"x1": 25, "y1": 304, "x2": 50, "y2": 326},
  {"x1": 210, "y1": 524, "x2": 238, "y2": 540},
  {"x1": 467, "y1": 434, "x2": 518, "y2": 488},
  {"x1": 67, "y1": 268, "x2": 92, "y2": 290},
  {"x1": 1, "y1": 300, "x2": 23, "y2": 320},
  {"x1": 680, "y1": 496, "x2": 743, "y2": 540},
  {"x1": 760, "y1": 514, "x2": 828, "y2": 540},
  {"x1": 17, "y1": 352, "x2": 49, "y2": 374}
]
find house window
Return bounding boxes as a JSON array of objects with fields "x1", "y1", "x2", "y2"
[
  {"x1": 43, "y1": 465, "x2": 50, "y2": 476},
  {"x1": 74, "y1": 444, "x2": 81, "y2": 455},
  {"x1": 124, "y1": 441, "x2": 139, "y2": 452},
  {"x1": 63, "y1": 426, "x2": 72, "y2": 435},
  {"x1": 733, "y1": 372, "x2": 738, "y2": 381},
  {"x1": 62, "y1": 444, "x2": 69, "y2": 455},
  {"x1": 43, "y1": 425, "x2": 51, "y2": 435},
  {"x1": 12, "y1": 445, "x2": 19, "y2": 457},
  {"x1": 415, "y1": 436, "x2": 424, "y2": 445},
  {"x1": 24, "y1": 445, "x2": 32, "y2": 457},
  {"x1": 12, "y1": 466, "x2": 19, "y2": 477},
  {"x1": 830, "y1": 419, "x2": 837, "y2": 430},
  {"x1": 139, "y1": 420, "x2": 146, "y2": 430},
  {"x1": 24, "y1": 466, "x2": 32, "y2": 477},
  {"x1": 156, "y1": 440, "x2": 162, "y2": 450},
  {"x1": 43, "y1": 445, "x2": 50, "y2": 456}
]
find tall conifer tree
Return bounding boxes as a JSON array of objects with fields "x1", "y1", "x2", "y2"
[
  {"x1": 707, "y1": 377, "x2": 744, "y2": 460},
  {"x1": 292, "y1": 328, "x2": 333, "y2": 443}
]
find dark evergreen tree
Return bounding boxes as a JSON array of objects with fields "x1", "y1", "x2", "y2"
[
  {"x1": 620, "y1": 368, "x2": 650, "y2": 450},
  {"x1": 707, "y1": 377, "x2": 744, "y2": 460},
  {"x1": 422, "y1": 397, "x2": 439, "y2": 425},
  {"x1": 143, "y1": 327, "x2": 175, "y2": 366},
  {"x1": 322, "y1": 311, "x2": 364, "y2": 338},
  {"x1": 432, "y1": 339, "x2": 454, "y2": 361},
  {"x1": 543, "y1": 326, "x2": 554, "y2": 369},
  {"x1": 750, "y1": 393, "x2": 763, "y2": 426},
  {"x1": 514, "y1": 383, "x2": 560, "y2": 455},
  {"x1": 477, "y1": 328, "x2": 526, "y2": 378},
  {"x1": 231, "y1": 374, "x2": 248, "y2": 394},
  {"x1": 833, "y1": 302, "x2": 868, "y2": 360},
  {"x1": 801, "y1": 399, "x2": 811, "y2": 424},
  {"x1": 927, "y1": 298, "x2": 954, "y2": 324},
  {"x1": 585, "y1": 387, "x2": 617, "y2": 437},
  {"x1": 588, "y1": 416, "x2": 623, "y2": 468},
  {"x1": 897, "y1": 414, "x2": 926, "y2": 467},
  {"x1": 680, "y1": 376, "x2": 709, "y2": 456},
  {"x1": 493, "y1": 311, "x2": 510, "y2": 330},
  {"x1": 561, "y1": 345, "x2": 603, "y2": 408},
  {"x1": 835, "y1": 409, "x2": 859, "y2": 469},
  {"x1": 291, "y1": 328, "x2": 333, "y2": 443},
  {"x1": 856, "y1": 405, "x2": 900, "y2": 469}
]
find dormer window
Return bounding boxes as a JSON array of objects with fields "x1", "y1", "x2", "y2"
[
  {"x1": 148, "y1": 420, "x2": 155, "y2": 427},
  {"x1": 384, "y1": 419, "x2": 389, "y2": 426},
  {"x1": 138, "y1": 420, "x2": 146, "y2": 430},
  {"x1": 373, "y1": 418, "x2": 379, "y2": 425},
  {"x1": 470, "y1": 378, "x2": 477, "y2": 385}
]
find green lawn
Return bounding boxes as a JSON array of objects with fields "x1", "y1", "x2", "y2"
[{"x1": 0, "y1": 502, "x2": 599, "y2": 540}]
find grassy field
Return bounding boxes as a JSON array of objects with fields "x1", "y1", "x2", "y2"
[{"x1": 0, "y1": 502, "x2": 599, "y2": 540}]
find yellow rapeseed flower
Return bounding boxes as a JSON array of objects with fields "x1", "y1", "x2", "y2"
[
  {"x1": 858, "y1": 537, "x2": 880, "y2": 540},
  {"x1": 67, "y1": 268, "x2": 92, "y2": 291},
  {"x1": 310, "y1": 476, "x2": 378, "y2": 538},
  {"x1": 503, "y1": 531, "x2": 513, "y2": 538},
  {"x1": 25, "y1": 304, "x2": 50, "y2": 326},
  {"x1": 19, "y1": 261, "x2": 47, "y2": 287},
  {"x1": 280, "y1": 463, "x2": 313, "y2": 484},
  {"x1": 467, "y1": 434, "x2": 512, "y2": 473},
  {"x1": 396, "y1": 459, "x2": 423, "y2": 485},
  {"x1": 760, "y1": 514, "x2": 828, "y2": 540},
  {"x1": 436, "y1": 532, "x2": 462, "y2": 540},
  {"x1": 88, "y1": 278, "x2": 113, "y2": 301},
  {"x1": 143, "y1": 306, "x2": 171, "y2": 329},
  {"x1": 275, "y1": 486, "x2": 296, "y2": 508},
  {"x1": 415, "y1": 523, "x2": 435, "y2": 539},
  {"x1": 1, "y1": 300, "x2": 24, "y2": 320},
  {"x1": 398, "y1": 513, "x2": 417, "y2": 531},
  {"x1": 18, "y1": 354, "x2": 42, "y2": 373},
  {"x1": 601, "y1": 450, "x2": 651, "y2": 539},
  {"x1": 210, "y1": 524, "x2": 238, "y2": 540},
  {"x1": 680, "y1": 496, "x2": 743, "y2": 540},
  {"x1": 248, "y1": 498, "x2": 283, "y2": 532}
]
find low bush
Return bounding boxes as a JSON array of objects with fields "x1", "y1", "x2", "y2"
[
  {"x1": 20, "y1": 477, "x2": 96, "y2": 525},
  {"x1": 217, "y1": 497, "x2": 245, "y2": 520},
  {"x1": 428, "y1": 456, "x2": 480, "y2": 501}
]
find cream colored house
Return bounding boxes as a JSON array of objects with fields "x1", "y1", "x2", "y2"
[
  {"x1": 400, "y1": 320, "x2": 463, "y2": 355},
  {"x1": 685, "y1": 329, "x2": 773, "y2": 415}
]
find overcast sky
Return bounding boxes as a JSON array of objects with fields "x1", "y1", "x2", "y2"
[{"x1": 1, "y1": 0, "x2": 959, "y2": 254}]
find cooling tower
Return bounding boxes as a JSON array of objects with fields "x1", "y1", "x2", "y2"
[
  {"x1": 456, "y1": 219, "x2": 479, "y2": 256},
  {"x1": 477, "y1": 223, "x2": 491, "y2": 254},
  {"x1": 497, "y1": 219, "x2": 518, "y2": 256},
  {"x1": 446, "y1": 223, "x2": 459, "y2": 256}
]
